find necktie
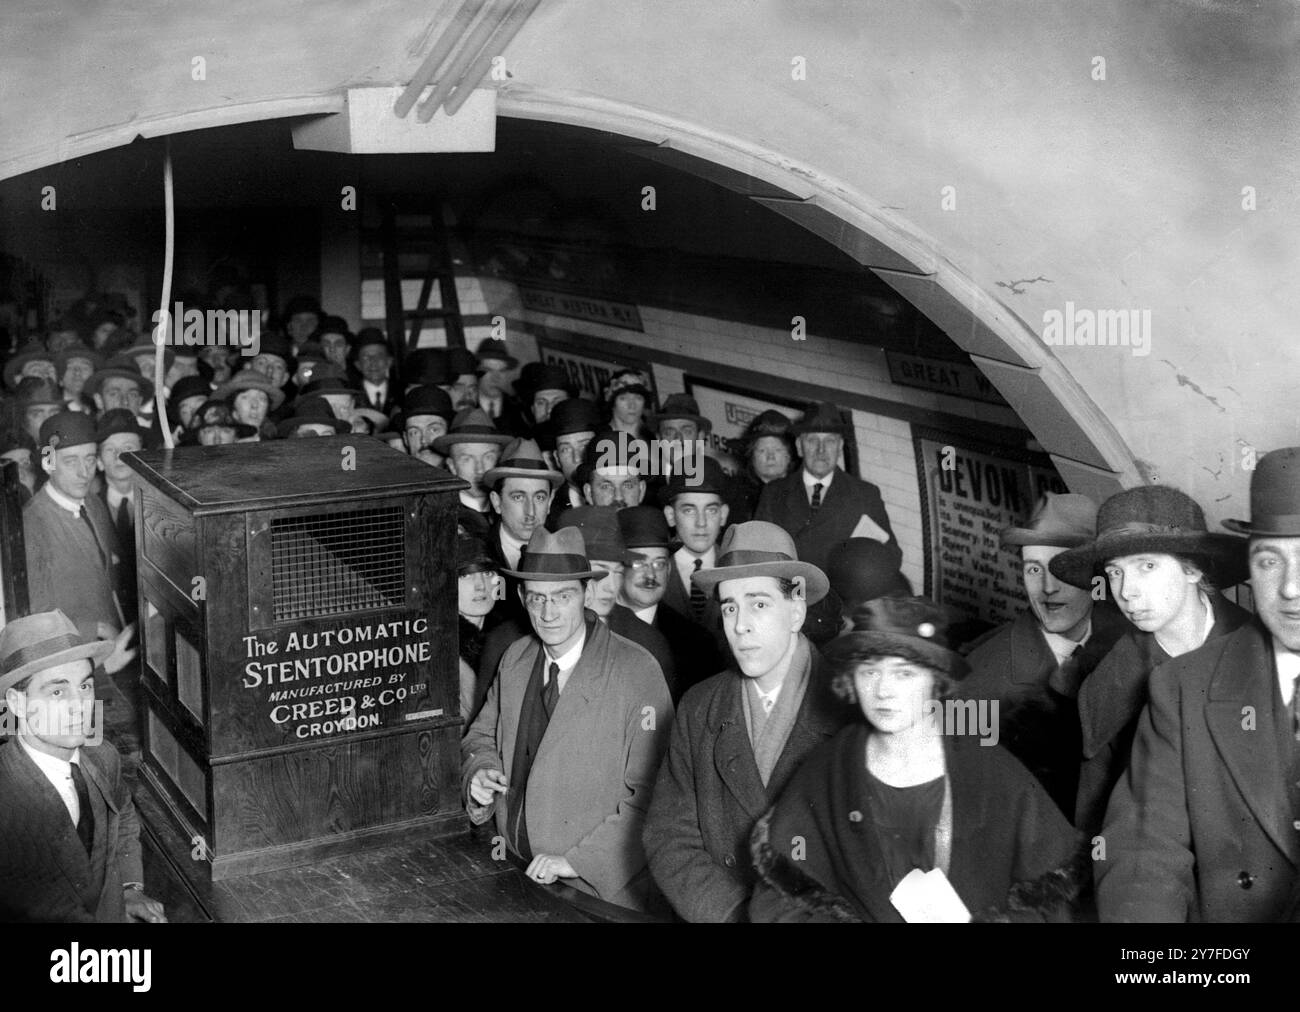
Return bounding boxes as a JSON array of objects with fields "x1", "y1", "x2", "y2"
[
  {"x1": 689, "y1": 557, "x2": 707, "y2": 621},
  {"x1": 543, "y1": 662, "x2": 560, "y2": 716},
  {"x1": 80, "y1": 507, "x2": 108, "y2": 569},
  {"x1": 116, "y1": 498, "x2": 132, "y2": 547},
  {"x1": 810, "y1": 482, "x2": 824, "y2": 515},
  {"x1": 1291, "y1": 674, "x2": 1300, "y2": 740},
  {"x1": 1050, "y1": 643, "x2": 1084, "y2": 698},
  {"x1": 372, "y1": 389, "x2": 384, "y2": 410},
  {"x1": 69, "y1": 761, "x2": 95, "y2": 856}
]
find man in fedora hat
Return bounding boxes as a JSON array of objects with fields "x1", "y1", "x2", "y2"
[
  {"x1": 474, "y1": 338, "x2": 530, "y2": 438},
  {"x1": 0, "y1": 610, "x2": 165, "y2": 923},
  {"x1": 85, "y1": 356, "x2": 152, "y2": 422},
  {"x1": 1094, "y1": 457, "x2": 1300, "y2": 921},
  {"x1": 483, "y1": 438, "x2": 563, "y2": 627},
  {"x1": 954, "y1": 492, "x2": 1127, "y2": 817},
  {"x1": 462, "y1": 526, "x2": 672, "y2": 911},
  {"x1": 1050, "y1": 485, "x2": 1250, "y2": 837},
  {"x1": 643, "y1": 521, "x2": 851, "y2": 921},
  {"x1": 433, "y1": 408, "x2": 514, "y2": 533},
  {"x1": 754, "y1": 401, "x2": 894, "y2": 577},
  {"x1": 615, "y1": 505, "x2": 724, "y2": 701}
]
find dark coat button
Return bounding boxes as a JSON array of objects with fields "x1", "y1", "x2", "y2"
[
  {"x1": 1238, "y1": 871, "x2": 1253, "y2": 889},
  {"x1": 724, "y1": 854, "x2": 737, "y2": 868}
]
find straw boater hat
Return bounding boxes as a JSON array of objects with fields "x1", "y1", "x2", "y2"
[
  {"x1": 499, "y1": 526, "x2": 608, "y2": 582},
  {"x1": 1049, "y1": 485, "x2": 1249, "y2": 590},
  {"x1": 691, "y1": 520, "x2": 830, "y2": 604},
  {"x1": 1000, "y1": 492, "x2": 1098, "y2": 548},
  {"x1": 648, "y1": 393, "x2": 712, "y2": 433},
  {"x1": 1223, "y1": 447, "x2": 1300, "y2": 537},
  {"x1": 0, "y1": 610, "x2": 114, "y2": 696},
  {"x1": 431, "y1": 407, "x2": 513, "y2": 454},
  {"x1": 483, "y1": 437, "x2": 564, "y2": 489},
  {"x1": 215, "y1": 369, "x2": 287, "y2": 411},
  {"x1": 823, "y1": 596, "x2": 970, "y2": 680}
]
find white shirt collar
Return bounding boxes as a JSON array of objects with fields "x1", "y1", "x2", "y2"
[
  {"x1": 545, "y1": 628, "x2": 587, "y2": 694},
  {"x1": 363, "y1": 379, "x2": 387, "y2": 397},
  {"x1": 675, "y1": 545, "x2": 717, "y2": 590},
  {"x1": 751, "y1": 678, "x2": 781, "y2": 713},
  {"x1": 106, "y1": 485, "x2": 130, "y2": 513},
  {"x1": 1274, "y1": 637, "x2": 1300, "y2": 707},
  {"x1": 18, "y1": 737, "x2": 82, "y2": 826},
  {"x1": 634, "y1": 603, "x2": 659, "y2": 624},
  {"x1": 802, "y1": 468, "x2": 834, "y2": 498},
  {"x1": 499, "y1": 526, "x2": 527, "y2": 570},
  {"x1": 44, "y1": 483, "x2": 84, "y2": 516},
  {"x1": 1041, "y1": 619, "x2": 1093, "y2": 668}
]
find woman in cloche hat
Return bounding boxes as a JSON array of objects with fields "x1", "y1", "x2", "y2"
[
  {"x1": 749, "y1": 596, "x2": 1085, "y2": 922},
  {"x1": 1049, "y1": 484, "x2": 1251, "y2": 836}
]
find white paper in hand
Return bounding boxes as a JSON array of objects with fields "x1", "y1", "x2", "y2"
[
  {"x1": 889, "y1": 868, "x2": 972, "y2": 923},
  {"x1": 850, "y1": 514, "x2": 891, "y2": 543}
]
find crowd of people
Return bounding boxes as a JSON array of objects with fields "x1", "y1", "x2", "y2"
[{"x1": 1, "y1": 292, "x2": 1297, "y2": 924}]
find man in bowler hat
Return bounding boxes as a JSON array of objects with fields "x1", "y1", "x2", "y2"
[
  {"x1": 1097, "y1": 448, "x2": 1300, "y2": 921},
  {"x1": 0, "y1": 610, "x2": 165, "y2": 922}
]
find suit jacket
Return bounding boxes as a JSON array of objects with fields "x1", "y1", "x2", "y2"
[
  {"x1": 485, "y1": 520, "x2": 529, "y2": 630},
  {"x1": 1096, "y1": 617, "x2": 1300, "y2": 922},
  {"x1": 608, "y1": 605, "x2": 678, "y2": 699},
  {"x1": 753, "y1": 467, "x2": 894, "y2": 577},
  {"x1": 652, "y1": 603, "x2": 727, "y2": 699},
  {"x1": 98, "y1": 487, "x2": 138, "y2": 625},
  {"x1": 1075, "y1": 594, "x2": 1250, "y2": 835},
  {"x1": 24, "y1": 485, "x2": 124, "y2": 640},
  {"x1": 957, "y1": 606, "x2": 1126, "y2": 819},
  {"x1": 480, "y1": 393, "x2": 532, "y2": 439},
  {"x1": 461, "y1": 616, "x2": 673, "y2": 909},
  {"x1": 661, "y1": 554, "x2": 728, "y2": 657},
  {"x1": 0, "y1": 739, "x2": 143, "y2": 922},
  {"x1": 749, "y1": 724, "x2": 1085, "y2": 922},
  {"x1": 642, "y1": 637, "x2": 851, "y2": 921}
]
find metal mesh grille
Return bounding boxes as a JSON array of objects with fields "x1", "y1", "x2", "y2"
[{"x1": 270, "y1": 506, "x2": 406, "y2": 622}]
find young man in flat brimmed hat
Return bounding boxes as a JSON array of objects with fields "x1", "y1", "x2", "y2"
[
  {"x1": 462, "y1": 526, "x2": 672, "y2": 911},
  {"x1": 433, "y1": 407, "x2": 514, "y2": 533},
  {"x1": 1049, "y1": 485, "x2": 1250, "y2": 837},
  {"x1": 0, "y1": 610, "x2": 165, "y2": 923},
  {"x1": 643, "y1": 520, "x2": 851, "y2": 921},
  {"x1": 541, "y1": 397, "x2": 603, "y2": 526},
  {"x1": 1097, "y1": 452, "x2": 1300, "y2": 922},
  {"x1": 954, "y1": 492, "x2": 1127, "y2": 817}
]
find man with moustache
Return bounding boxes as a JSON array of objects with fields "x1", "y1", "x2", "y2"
[
  {"x1": 0, "y1": 610, "x2": 166, "y2": 923},
  {"x1": 955, "y1": 493, "x2": 1126, "y2": 817},
  {"x1": 582, "y1": 435, "x2": 647, "y2": 509},
  {"x1": 615, "y1": 505, "x2": 724, "y2": 701},
  {"x1": 1097, "y1": 448, "x2": 1300, "y2": 922},
  {"x1": 643, "y1": 521, "x2": 849, "y2": 921},
  {"x1": 462, "y1": 527, "x2": 672, "y2": 911},
  {"x1": 395, "y1": 385, "x2": 456, "y2": 468}
]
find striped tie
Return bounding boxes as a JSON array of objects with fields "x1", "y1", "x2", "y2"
[
  {"x1": 810, "y1": 482, "x2": 824, "y2": 515},
  {"x1": 689, "y1": 557, "x2": 707, "y2": 621}
]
